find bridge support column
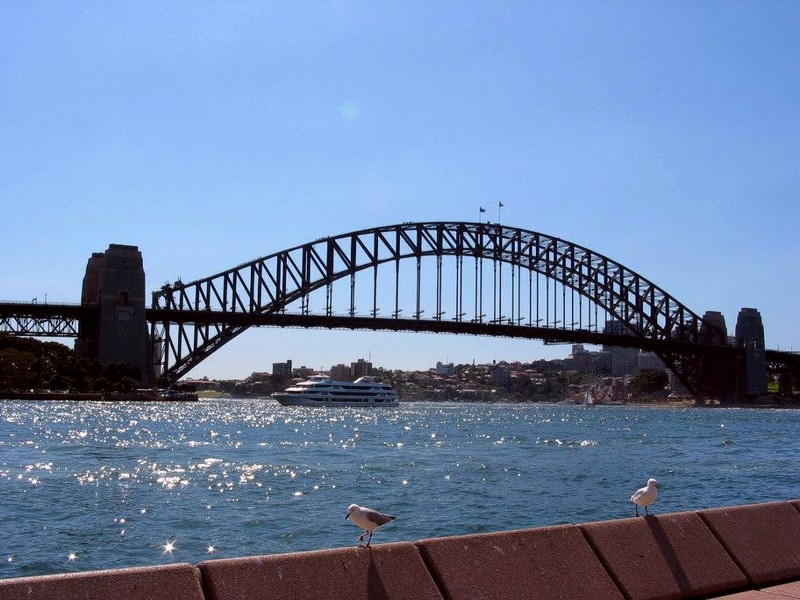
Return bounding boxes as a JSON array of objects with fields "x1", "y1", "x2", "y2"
[
  {"x1": 75, "y1": 244, "x2": 154, "y2": 386},
  {"x1": 696, "y1": 311, "x2": 737, "y2": 399},
  {"x1": 735, "y1": 308, "x2": 767, "y2": 397}
]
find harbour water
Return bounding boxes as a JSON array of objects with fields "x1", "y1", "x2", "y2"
[{"x1": 2, "y1": 398, "x2": 799, "y2": 580}]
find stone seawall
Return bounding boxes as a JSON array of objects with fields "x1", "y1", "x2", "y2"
[{"x1": 3, "y1": 500, "x2": 800, "y2": 599}]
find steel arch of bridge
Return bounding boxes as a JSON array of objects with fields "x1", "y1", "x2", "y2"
[{"x1": 150, "y1": 221, "x2": 724, "y2": 388}]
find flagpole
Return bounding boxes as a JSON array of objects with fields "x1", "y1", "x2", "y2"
[{"x1": 498, "y1": 201, "x2": 504, "y2": 223}]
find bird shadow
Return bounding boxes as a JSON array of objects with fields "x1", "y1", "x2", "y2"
[
  {"x1": 364, "y1": 548, "x2": 391, "y2": 600},
  {"x1": 643, "y1": 515, "x2": 693, "y2": 596}
]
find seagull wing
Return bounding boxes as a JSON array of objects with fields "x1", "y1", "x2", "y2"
[{"x1": 363, "y1": 508, "x2": 396, "y2": 526}]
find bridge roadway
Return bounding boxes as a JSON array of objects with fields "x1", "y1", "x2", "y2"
[
  {"x1": 0, "y1": 300, "x2": 735, "y2": 354},
  {"x1": 150, "y1": 308, "x2": 736, "y2": 356},
  {"x1": 0, "y1": 301, "x2": 85, "y2": 337},
  {"x1": 3, "y1": 300, "x2": 799, "y2": 374}
]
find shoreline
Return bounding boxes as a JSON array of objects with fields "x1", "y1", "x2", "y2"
[
  {"x1": 0, "y1": 391, "x2": 198, "y2": 402},
  {"x1": 2, "y1": 391, "x2": 796, "y2": 408}
]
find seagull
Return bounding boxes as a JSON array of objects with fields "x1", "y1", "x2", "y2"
[
  {"x1": 345, "y1": 504, "x2": 396, "y2": 547},
  {"x1": 631, "y1": 478, "x2": 660, "y2": 516}
]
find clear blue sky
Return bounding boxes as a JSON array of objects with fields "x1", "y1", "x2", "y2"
[{"x1": 2, "y1": 2, "x2": 798, "y2": 379}]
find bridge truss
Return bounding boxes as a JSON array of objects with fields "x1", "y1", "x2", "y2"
[
  {"x1": 150, "y1": 221, "x2": 731, "y2": 393},
  {"x1": 0, "y1": 302, "x2": 86, "y2": 337}
]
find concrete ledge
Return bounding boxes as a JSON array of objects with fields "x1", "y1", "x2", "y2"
[
  {"x1": 580, "y1": 511, "x2": 748, "y2": 600},
  {"x1": 3, "y1": 502, "x2": 800, "y2": 600},
  {"x1": 198, "y1": 542, "x2": 443, "y2": 600},
  {"x1": 700, "y1": 501, "x2": 800, "y2": 585},
  {"x1": 415, "y1": 524, "x2": 625, "y2": 600},
  {"x1": 0, "y1": 563, "x2": 205, "y2": 600}
]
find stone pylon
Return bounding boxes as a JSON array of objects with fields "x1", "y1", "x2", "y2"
[
  {"x1": 75, "y1": 244, "x2": 153, "y2": 386},
  {"x1": 735, "y1": 307, "x2": 767, "y2": 397}
]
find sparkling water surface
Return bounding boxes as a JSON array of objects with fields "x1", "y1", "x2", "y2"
[{"x1": 2, "y1": 399, "x2": 799, "y2": 579}]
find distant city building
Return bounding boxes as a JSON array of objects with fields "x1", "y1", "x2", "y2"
[
  {"x1": 489, "y1": 362, "x2": 510, "y2": 386},
  {"x1": 295, "y1": 365, "x2": 314, "y2": 378},
  {"x1": 351, "y1": 358, "x2": 372, "y2": 379},
  {"x1": 566, "y1": 345, "x2": 593, "y2": 373},
  {"x1": 596, "y1": 351, "x2": 612, "y2": 373},
  {"x1": 272, "y1": 360, "x2": 292, "y2": 379},
  {"x1": 610, "y1": 347, "x2": 639, "y2": 376},
  {"x1": 565, "y1": 346, "x2": 664, "y2": 377},
  {"x1": 436, "y1": 361, "x2": 455, "y2": 375},
  {"x1": 563, "y1": 345, "x2": 610, "y2": 374},
  {"x1": 603, "y1": 319, "x2": 629, "y2": 338},
  {"x1": 603, "y1": 320, "x2": 639, "y2": 376},
  {"x1": 330, "y1": 364, "x2": 350, "y2": 381},
  {"x1": 560, "y1": 321, "x2": 669, "y2": 377},
  {"x1": 638, "y1": 351, "x2": 666, "y2": 371}
]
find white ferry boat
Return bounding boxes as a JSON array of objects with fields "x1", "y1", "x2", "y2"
[{"x1": 272, "y1": 375, "x2": 400, "y2": 407}]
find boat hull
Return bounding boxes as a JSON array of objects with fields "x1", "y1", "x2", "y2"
[{"x1": 272, "y1": 395, "x2": 399, "y2": 407}]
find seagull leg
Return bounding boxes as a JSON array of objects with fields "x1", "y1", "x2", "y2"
[
  {"x1": 635, "y1": 505, "x2": 639, "y2": 517},
  {"x1": 364, "y1": 530, "x2": 373, "y2": 548},
  {"x1": 645, "y1": 506, "x2": 649, "y2": 516}
]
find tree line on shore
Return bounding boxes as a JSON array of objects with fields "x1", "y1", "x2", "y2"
[{"x1": 0, "y1": 334, "x2": 141, "y2": 394}]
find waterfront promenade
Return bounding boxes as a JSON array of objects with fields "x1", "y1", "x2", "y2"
[{"x1": 3, "y1": 499, "x2": 800, "y2": 599}]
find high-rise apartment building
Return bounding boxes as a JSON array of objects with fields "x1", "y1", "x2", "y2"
[{"x1": 351, "y1": 358, "x2": 372, "y2": 379}]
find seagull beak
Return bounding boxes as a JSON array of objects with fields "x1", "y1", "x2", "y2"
[{"x1": 345, "y1": 514, "x2": 350, "y2": 520}]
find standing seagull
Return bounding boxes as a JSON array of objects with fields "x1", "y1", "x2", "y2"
[
  {"x1": 345, "y1": 504, "x2": 396, "y2": 547},
  {"x1": 631, "y1": 478, "x2": 661, "y2": 516}
]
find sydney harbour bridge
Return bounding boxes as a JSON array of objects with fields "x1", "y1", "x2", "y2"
[{"x1": 1, "y1": 221, "x2": 798, "y2": 400}]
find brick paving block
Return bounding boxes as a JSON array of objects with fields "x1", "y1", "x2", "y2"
[
  {"x1": 705, "y1": 592, "x2": 778, "y2": 599},
  {"x1": 0, "y1": 563, "x2": 204, "y2": 600},
  {"x1": 580, "y1": 512, "x2": 748, "y2": 600},
  {"x1": 700, "y1": 502, "x2": 800, "y2": 585},
  {"x1": 198, "y1": 542, "x2": 443, "y2": 600},
  {"x1": 757, "y1": 580, "x2": 800, "y2": 599},
  {"x1": 415, "y1": 525, "x2": 625, "y2": 600}
]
